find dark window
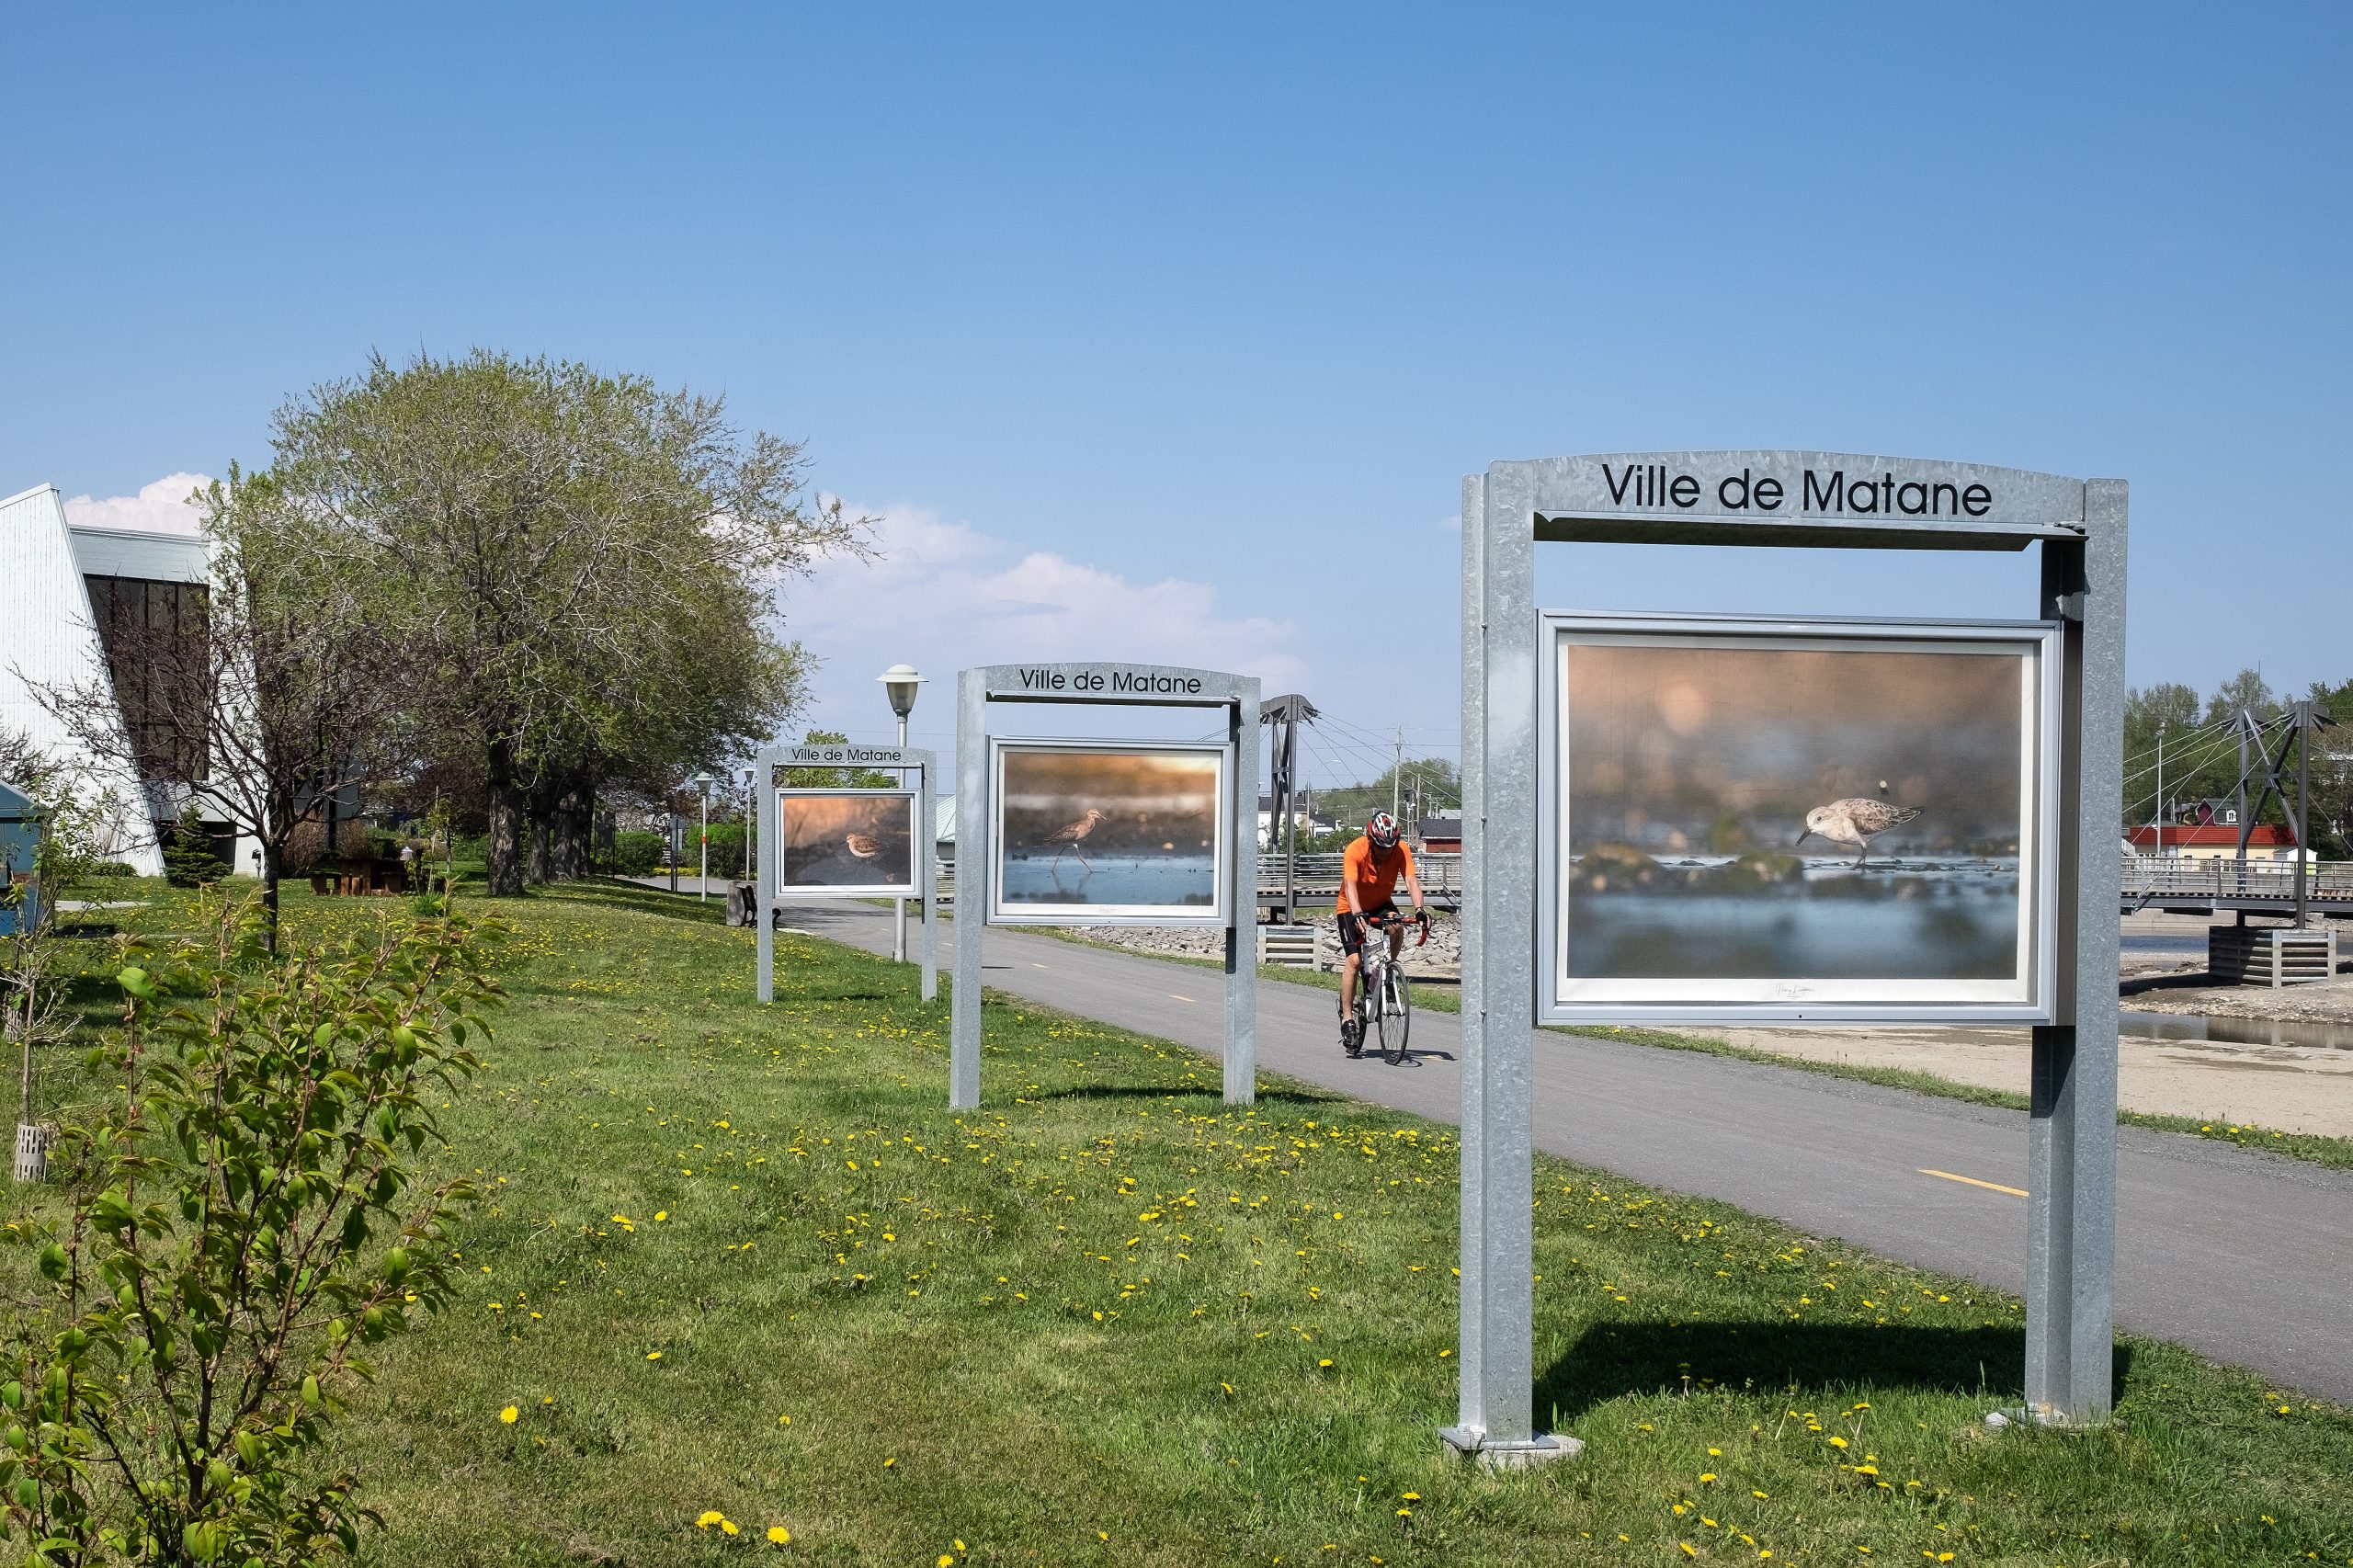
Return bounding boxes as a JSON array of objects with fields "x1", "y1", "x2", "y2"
[{"x1": 84, "y1": 574, "x2": 210, "y2": 781}]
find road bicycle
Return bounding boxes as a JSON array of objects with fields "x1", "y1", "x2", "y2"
[{"x1": 1352, "y1": 908, "x2": 1427, "y2": 1064}]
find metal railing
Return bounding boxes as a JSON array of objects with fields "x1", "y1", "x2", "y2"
[
  {"x1": 2121, "y1": 854, "x2": 2353, "y2": 902},
  {"x1": 931, "y1": 851, "x2": 1464, "y2": 906}
]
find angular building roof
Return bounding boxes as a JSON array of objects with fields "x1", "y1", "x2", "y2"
[{"x1": 0, "y1": 482, "x2": 207, "y2": 874}]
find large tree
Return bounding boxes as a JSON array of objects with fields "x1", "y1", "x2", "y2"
[{"x1": 262, "y1": 351, "x2": 860, "y2": 893}]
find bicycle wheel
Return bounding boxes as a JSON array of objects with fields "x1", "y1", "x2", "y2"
[{"x1": 1377, "y1": 965, "x2": 1412, "y2": 1062}]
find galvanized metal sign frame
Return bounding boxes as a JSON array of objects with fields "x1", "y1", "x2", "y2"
[
  {"x1": 953, "y1": 664, "x2": 1261, "y2": 1110},
  {"x1": 1451, "y1": 451, "x2": 2125, "y2": 1465},
  {"x1": 756, "y1": 742, "x2": 938, "y2": 1005}
]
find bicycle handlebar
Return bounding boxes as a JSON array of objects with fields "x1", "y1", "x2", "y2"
[{"x1": 1360, "y1": 907, "x2": 1431, "y2": 945}]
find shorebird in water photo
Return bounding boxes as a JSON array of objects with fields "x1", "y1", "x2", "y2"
[
  {"x1": 1044, "y1": 808, "x2": 1108, "y2": 872},
  {"x1": 844, "y1": 832, "x2": 883, "y2": 860},
  {"x1": 1797, "y1": 798, "x2": 1923, "y2": 869}
]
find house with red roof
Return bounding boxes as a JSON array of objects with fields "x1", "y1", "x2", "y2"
[{"x1": 2126, "y1": 824, "x2": 2305, "y2": 862}]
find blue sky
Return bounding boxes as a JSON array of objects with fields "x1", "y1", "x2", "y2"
[{"x1": 6, "y1": 5, "x2": 2347, "y2": 784}]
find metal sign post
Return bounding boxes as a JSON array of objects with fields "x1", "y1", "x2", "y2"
[
  {"x1": 951, "y1": 663, "x2": 1261, "y2": 1110},
  {"x1": 756, "y1": 742, "x2": 938, "y2": 1005},
  {"x1": 1450, "y1": 451, "x2": 2125, "y2": 1465}
]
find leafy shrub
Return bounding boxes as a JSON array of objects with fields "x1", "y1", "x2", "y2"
[
  {"x1": 597, "y1": 830, "x2": 665, "y2": 877},
  {"x1": 1, "y1": 896, "x2": 503, "y2": 1561},
  {"x1": 86, "y1": 863, "x2": 139, "y2": 880},
  {"x1": 702, "y1": 821, "x2": 748, "y2": 876}
]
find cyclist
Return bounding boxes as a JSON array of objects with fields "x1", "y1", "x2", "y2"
[{"x1": 1336, "y1": 810, "x2": 1427, "y2": 1057}]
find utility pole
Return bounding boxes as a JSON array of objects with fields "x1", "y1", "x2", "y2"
[
  {"x1": 2235, "y1": 708, "x2": 2255, "y2": 871},
  {"x1": 2287, "y1": 701, "x2": 2337, "y2": 930},
  {"x1": 1260, "y1": 695, "x2": 1318, "y2": 926},
  {"x1": 2152, "y1": 720, "x2": 2164, "y2": 858},
  {"x1": 1392, "y1": 727, "x2": 1404, "y2": 819}
]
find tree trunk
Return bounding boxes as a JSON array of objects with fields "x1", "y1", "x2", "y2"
[
  {"x1": 526, "y1": 815, "x2": 551, "y2": 886},
  {"x1": 551, "y1": 774, "x2": 591, "y2": 881},
  {"x1": 484, "y1": 736, "x2": 526, "y2": 896},
  {"x1": 260, "y1": 839, "x2": 284, "y2": 956}
]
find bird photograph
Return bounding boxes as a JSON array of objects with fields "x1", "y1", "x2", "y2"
[
  {"x1": 1559, "y1": 635, "x2": 2036, "y2": 984},
  {"x1": 1042, "y1": 808, "x2": 1108, "y2": 872},
  {"x1": 1797, "y1": 798, "x2": 1925, "y2": 869},
  {"x1": 996, "y1": 745, "x2": 1222, "y2": 913},
  {"x1": 779, "y1": 794, "x2": 916, "y2": 890}
]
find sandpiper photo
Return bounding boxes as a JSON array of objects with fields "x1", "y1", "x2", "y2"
[
  {"x1": 776, "y1": 791, "x2": 919, "y2": 895},
  {"x1": 991, "y1": 742, "x2": 1226, "y2": 921},
  {"x1": 1548, "y1": 619, "x2": 2053, "y2": 1009}
]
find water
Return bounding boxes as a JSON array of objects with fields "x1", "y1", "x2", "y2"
[
  {"x1": 1000, "y1": 851, "x2": 1216, "y2": 910},
  {"x1": 2120, "y1": 1010, "x2": 2353, "y2": 1052},
  {"x1": 781, "y1": 844, "x2": 913, "y2": 889},
  {"x1": 1567, "y1": 857, "x2": 2018, "y2": 980}
]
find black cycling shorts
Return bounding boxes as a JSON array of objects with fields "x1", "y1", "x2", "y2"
[{"x1": 1338, "y1": 901, "x2": 1399, "y2": 957}]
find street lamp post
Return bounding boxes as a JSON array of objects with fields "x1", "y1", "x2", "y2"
[
  {"x1": 692, "y1": 771, "x2": 715, "y2": 903},
  {"x1": 879, "y1": 665, "x2": 926, "y2": 963}
]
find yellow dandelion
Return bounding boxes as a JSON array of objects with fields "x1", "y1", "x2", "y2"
[
  {"x1": 655, "y1": 1210, "x2": 668, "y2": 1221},
  {"x1": 721, "y1": 1519, "x2": 739, "y2": 1536},
  {"x1": 498, "y1": 1405, "x2": 518, "y2": 1425},
  {"x1": 939, "y1": 1558, "x2": 954, "y2": 1567},
  {"x1": 697, "y1": 1510, "x2": 724, "y2": 1529},
  {"x1": 767, "y1": 1526, "x2": 790, "y2": 1544},
  {"x1": 646, "y1": 1351, "x2": 663, "y2": 1360}
]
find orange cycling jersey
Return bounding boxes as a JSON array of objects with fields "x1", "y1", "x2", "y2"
[{"x1": 1334, "y1": 835, "x2": 1415, "y2": 914}]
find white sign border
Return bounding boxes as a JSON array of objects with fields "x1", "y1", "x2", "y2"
[
  {"x1": 1535, "y1": 611, "x2": 2063, "y2": 1025},
  {"x1": 772, "y1": 786, "x2": 923, "y2": 899},
  {"x1": 983, "y1": 735, "x2": 1234, "y2": 926}
]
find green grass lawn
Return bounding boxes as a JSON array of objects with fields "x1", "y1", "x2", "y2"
[{"x1": 13, "y1": 881, "x2": 2353, "y2": 1565}]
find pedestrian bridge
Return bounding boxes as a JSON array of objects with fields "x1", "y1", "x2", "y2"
[
  {"x1": 931, "y1": 852, "x2": 1465, "y2": 912},
  {"x1": 2121, "y1": 855, "x2": 2353, "y2": 918}
]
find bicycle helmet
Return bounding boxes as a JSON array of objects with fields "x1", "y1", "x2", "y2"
[{"x1": 1366, "y1": 811, "x2": 1402, "y2": 851}]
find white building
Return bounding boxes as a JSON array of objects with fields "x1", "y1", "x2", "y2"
[{"x1": 2, "y1": 482, "x2": 249, "y2": 876}]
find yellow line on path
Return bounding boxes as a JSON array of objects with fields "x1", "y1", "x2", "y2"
[
  {"x1": 1168, "y1": 994, "x2": 1197, "y2": 1005},
  {"x1": 1919, "y1": 1167, "x2": 2029, "y2": 1198}
]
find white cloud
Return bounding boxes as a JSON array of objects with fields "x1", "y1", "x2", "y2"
[
  {"x1": 63, "y1": 472, "x2": 213, "y2": 535},
  {"x1": 776, "y1": 501, "x2": 1310, "y2": 738}
]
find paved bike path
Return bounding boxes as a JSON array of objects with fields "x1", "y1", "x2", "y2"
[{"x1": 769, "y1": 898, "x2": 2353, "y2": 1403}]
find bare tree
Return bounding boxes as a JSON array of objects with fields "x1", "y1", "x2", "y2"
[{"x1": 37, "y1": 469, "x2": 407, "y2": 949}]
